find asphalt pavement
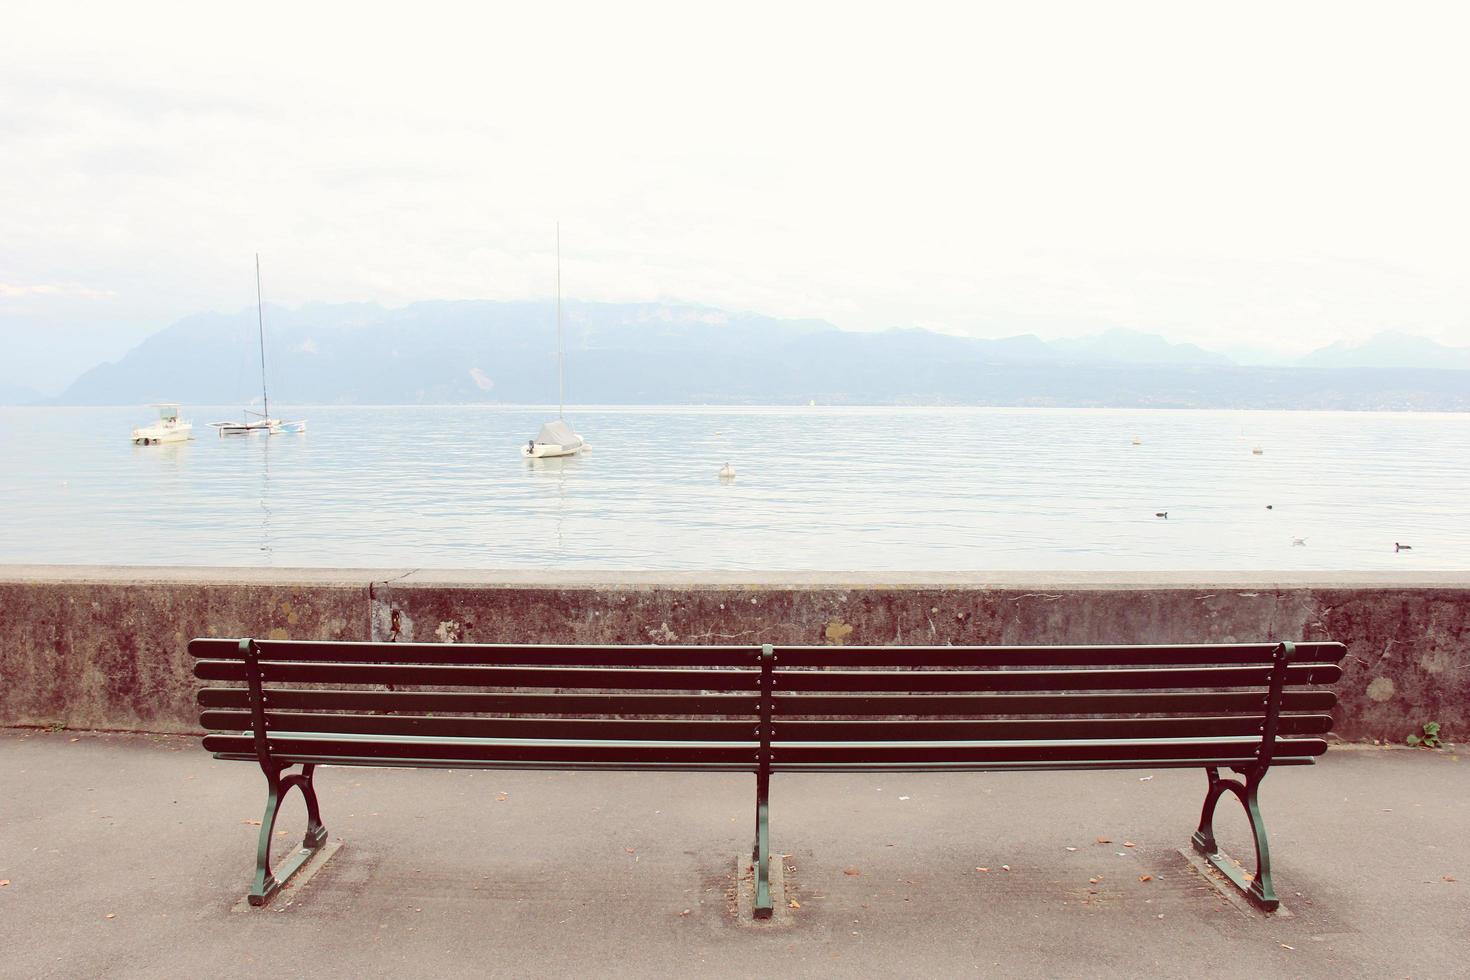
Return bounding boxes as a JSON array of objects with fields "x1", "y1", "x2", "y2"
[{"x1": 1, "y1": 730, "x2": 1464, "y2": 978}]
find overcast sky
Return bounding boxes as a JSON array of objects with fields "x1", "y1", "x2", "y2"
[{"x1": 4, "y1": 1, "x2": 1470, "y2": 390}]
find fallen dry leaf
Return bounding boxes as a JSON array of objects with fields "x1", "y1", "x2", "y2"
[
  {"x1": 788, "y1": 899, "x2": 801, "y2": 909},
  {"x1": 1065, "y1": 846, "x2": 1078, "y2": 852},
  {"x1": 495, "y1": 793, "x2": 509, "y2": 802},
  {"x1": 678, "y1": 908, "x2": 691, "y2": 917},
  {"x1": 104, "y1": 913, "x2": 116, "y2": 919},
  {"x1": 1001, "y1": 865, "x2": 1011, "y2": 872},
  {"x1": 1096, "y1": 837, "x2": 1112, "y2": 844},
  {"x1": 1123, "y1": 842, "x2": 1136, "y2": 848},
  {"x1": 1444, "y1": 875, "x2": 1457, "y2": 882},
  {"x1": 624, "y1": 848, "x2": 636, "y2": 854},
  {"x1": 843, "y1": 868, "x2": 861, "y2": 877},
  {"x1": 1138, "y1": 875, "x2": 1153, "y2": 882},
  {"x1": 0, "y1": 880, "x2": 9, "y2": 887},
  {"x1": 1280, "y1": 944, "x2": 1295, "y2": 950},
  {"x1": 1088, "y1": 877, "x2": 1100, "y2": 885},
  {"x1": 975, "y1": 867, "x2": 990, "y2": 873}
]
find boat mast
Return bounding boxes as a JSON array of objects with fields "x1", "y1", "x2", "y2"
[
  {"x1": 556, "y1": 223, "x2": 564, "y2": 420},
  {"x1": 255, "y1": 253, "x2": 269, "y2": 421}
]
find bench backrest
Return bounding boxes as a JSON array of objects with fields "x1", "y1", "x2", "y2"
[
  {"x1": 192, "y1": 639, "x2": 763, "y2": 770},
  {"x1": 766, "y1": 641, "x2": 1342, "y2": 772},
  {"x1": 191, "y1": 639, "x2": 1342, "y2": 773}
]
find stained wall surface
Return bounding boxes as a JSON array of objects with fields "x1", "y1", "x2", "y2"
[{"x1": 2, "y1": 567, "x2": 1464, "y2": 740}]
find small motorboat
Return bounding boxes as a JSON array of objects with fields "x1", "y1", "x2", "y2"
[{"x1": 131, "y1": 403, "x2": 193, "y2": 445}]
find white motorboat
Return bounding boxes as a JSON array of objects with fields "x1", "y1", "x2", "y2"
[
  {"x1": 212, "y1": 255, "x2": 307, "y2": 437},
  {"x1": 131, "y1": 403, "x2": 193, "y2": 445},
  {"x1": 522, "y1": 224, "x2": 585, "y2": 458}
]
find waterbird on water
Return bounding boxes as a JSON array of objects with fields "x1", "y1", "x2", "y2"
[
  {"x1": 1292, "y1": 537, "x2": 1307, "y2": 547},
  {"x1": 719, "y1": 462, "x2": 736, "y2": 480},
  {"x1": 1155, "y1": 512, "x2": 1168, "y2": 519},
  {"x1": 1395, "y1": 542, "x2": 1412, "y2": 552}
]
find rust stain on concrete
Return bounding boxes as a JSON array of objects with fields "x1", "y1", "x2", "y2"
[{"x1": 825, "y1": 620, "x2": 854, "y2": 645}]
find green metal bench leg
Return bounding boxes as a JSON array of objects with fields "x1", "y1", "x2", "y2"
[
  {"x1": 248, "y1": 764, "x2": 328, "y2": 907},
  {"x1": 1191, "y1": 767, "x2": 1279, "y2": 911},
  {"x1": 752, "y1": 769, "x2": 772, "y2": 919}
]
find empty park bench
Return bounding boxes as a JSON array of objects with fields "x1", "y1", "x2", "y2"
[{"x1": 191, "y1": 637, "x2": 1343, "y2": 914}]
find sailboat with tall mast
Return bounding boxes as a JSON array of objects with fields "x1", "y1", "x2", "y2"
[
  {"x1": 211, "y1": 254, "x2": 306, "y2": 436},
  {"x1": 522, "y1": 225, "x2": 585, "y2": 458}
]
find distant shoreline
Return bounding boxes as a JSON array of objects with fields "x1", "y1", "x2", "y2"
[{"x1": 7, "y1": 402, "x2": 1470, "y2": 415}]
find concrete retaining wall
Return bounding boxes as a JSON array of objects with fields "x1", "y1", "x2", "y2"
[{"x1": 2, "y1": 567, "x2": 1466, "y2": 740}]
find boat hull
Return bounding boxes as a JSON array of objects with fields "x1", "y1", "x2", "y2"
[
  {"x1": 522, "y1": 443, "x2": 582, "y2": 458},
  {"x1": 211, "y1": 418, "x2": 306, "y2": 436},
  {"x1": 131, "y1": 423, "x2": 193, "y2": 445}
]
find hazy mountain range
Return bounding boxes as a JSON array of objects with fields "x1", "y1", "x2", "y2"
[{"x1": 10, "y1": 301, "x2": 1470, "y2": 409}]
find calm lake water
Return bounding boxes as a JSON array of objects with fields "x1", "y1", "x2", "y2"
[{"x1": 1, "y1": 405, "x2": 1466, "y2": 570}]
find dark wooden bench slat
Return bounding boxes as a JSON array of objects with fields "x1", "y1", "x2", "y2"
[
  {"x1": 772, "y1": 690, "x2": 1337, "y2": 715},
  {"x1": 201, "y1": 752, "x2": 1317, "y2": 775},
  {"x1": 193, "y1": 661, "x2": 760, "y2": 690},
  {"x1": 201, "y1": 711, "x2": 759, "y2": 741},
  {"x1": 770, "y1": 736, "x2": 1329, "y2": 764},
  {"x1": 208, "y1": 753, "x2": 759, "y2": 772},
  {"x1": 770, "y1": 756, "x2": 1320, "y2": 772},
  {"x1": 201, "y1": 733, "x2": 758, "y2": 764},
  {"x1": 775, "y1": 663, "x2": 1340, "y2": 692},
  {"x1": 198, "y1": 688, "x2": 761, "y2": 716},
  {"x1": 199, "y1": 711, "x2": 1330, "y2": 741},
  {"x1": 774, "y1": 642, "x2": 1347, "y2": 668},
  {"x1": 773, "y1": 715, "x2": 1334, "y2": 740},
  {"x1": 188, "y1": 638, "x2": 758, "y2": 667}
]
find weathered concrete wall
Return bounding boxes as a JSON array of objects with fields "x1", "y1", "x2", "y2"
[{"x1": 2, "y1": 567, "x2": 1467, "y2": 740}]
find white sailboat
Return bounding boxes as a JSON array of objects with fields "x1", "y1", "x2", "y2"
[
  {"x1": 522, "y1": 225, "x2": 585, "y2": 458},
  {"x1": 211, "y1": 255, "x2": 307, "y2": 436}
]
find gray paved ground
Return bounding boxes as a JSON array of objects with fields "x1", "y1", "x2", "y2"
[{"x1": 1, "y1": 730, "x2": 1465, "y2": 979}]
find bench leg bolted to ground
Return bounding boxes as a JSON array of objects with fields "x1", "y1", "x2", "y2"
[
  {"x1": 1189, "y1": 641, "x2": 1292, "y2": 912},
  {"x1": 242, "y1": 638, "x2": 329, "y2": 907},
  {"x1": 752, "y1": 643, "x2": 774, "y2": 919}
]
